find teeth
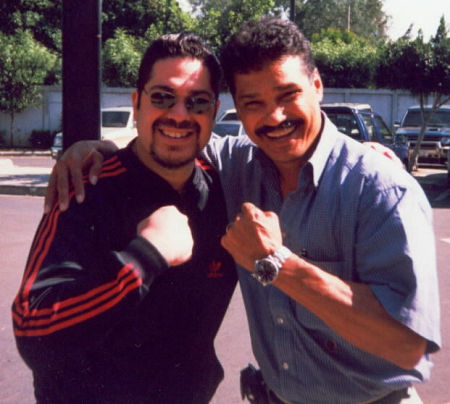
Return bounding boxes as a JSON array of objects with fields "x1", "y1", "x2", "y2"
[
  {"x1": 266, "y1": 127, "x2": 294, "y2": 138},
  {"x1": 161, "y1": 129, "x2": 190, "y2": 139},
  {"x1": 265, "y1": 122, "x2": 298, "y2": 139}
]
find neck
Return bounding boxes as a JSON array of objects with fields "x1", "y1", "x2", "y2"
[
  {"x1": 132, "y1": 142, "x2": 194, "y2": 193},
  {"x1": 277, "y1": 161, "x2": 304, "y2": 198}
]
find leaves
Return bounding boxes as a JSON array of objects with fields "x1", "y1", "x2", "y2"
[
  {"x1": 102, "y1": 30, "x2": 142, "y2": 88},
  {"x1": 375, "y1": 26, "x2": 450, "y2": 97},
  {"x1": 312, "y1": 29, "x2": 378, "y2": 88},
  {"x1": 0, "y1": 30, "x2": 57, "y2": 142}
]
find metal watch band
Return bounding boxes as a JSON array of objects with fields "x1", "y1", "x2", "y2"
[
  {"x1": 271, "y1": 246, "x2": 292, "y2": 267},
  {"x1": 252, "y1": 246, "x2": 293, "y2": 286}
]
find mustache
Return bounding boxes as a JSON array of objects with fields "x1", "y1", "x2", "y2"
[
  {"x1": 254, "y1": 119, "x2": 303, "y2": 137},
  {"x1": 153, "y1": 118, "x2": 200, "y2": 132}
]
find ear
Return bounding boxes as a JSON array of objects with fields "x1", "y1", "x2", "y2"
[
  {"x1": 312, "y1": 68, "x2": 324, "y2": 102},
  {"x1": 131, "y1": 90, "x2": 139, "y2": 121},
  {"x1": 212, "y1": 98, "x2": 221, "y2": 120}
]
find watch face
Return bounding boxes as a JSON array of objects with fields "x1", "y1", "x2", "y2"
[{"x1": 254, "y1": 259, "x2": 278, "y2": 285}]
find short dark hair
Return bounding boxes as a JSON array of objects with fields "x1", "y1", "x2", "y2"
[
  {"x1": 136, "y1": 33, "x2": 222, "y2": 107},
  {"x1": 220, "y1": 17, "x2": 316, "y2": 95}
]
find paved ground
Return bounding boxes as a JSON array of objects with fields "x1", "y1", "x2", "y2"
[{"x1": 0, "y1": 150, "x2": 448, "y2": 403}]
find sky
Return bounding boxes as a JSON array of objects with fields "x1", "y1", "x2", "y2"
[
  {"x1": 383, "y1": 0, "x2": 450, "y2": 40},
  {"x1": 179, "y1": 0, "x2": 450, "y2": 41}
]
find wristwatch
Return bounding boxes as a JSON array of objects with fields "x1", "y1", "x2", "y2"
[{"x1": 253, "y1": 246, "x2": 292, "y2": 286}]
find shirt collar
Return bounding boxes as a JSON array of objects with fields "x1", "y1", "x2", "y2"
[
  {"x1": 307, "y1": 113, "x2": 337, "y2": 188},
  {"x1": 183, "y1": 161, "x2": 211, "y2": 211}
]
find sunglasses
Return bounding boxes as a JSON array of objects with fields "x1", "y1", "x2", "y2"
[{"x1": 143, "y1": 89, "x2": 216, "y2": 114}]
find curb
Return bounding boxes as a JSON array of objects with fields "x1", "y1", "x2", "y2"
[
  {"x1": 0, "y1": 149, "x2": 51, "y2": 157},
  {"x1": 0, "y1": 184, "x2": 47, "y2": 197}
]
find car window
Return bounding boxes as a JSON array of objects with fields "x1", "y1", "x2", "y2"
[
  {"x1": 327, "y1": 113, "x2": 361, "y2": 140},
  {"x1": 403, "y1": 110, "x2": 450, "y2": 127},
  {"x1": 213, "y1": 123, "x2": 241, "y2": 136},
  {"x1": 221, "y1": 112, "x2": 238, "y2": 121},
  {"x1": 373, "y1": 115, "x2": 393, "y2": 143},
  {"x1": 361, "y1": 115, "x2": 376, "y2": 141},
  {"x1": 102, "y1": 111, "x2": 130, "y2": 128}
]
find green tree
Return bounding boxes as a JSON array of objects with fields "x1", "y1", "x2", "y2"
[
  {"x1": 0, "y1": 30, "x2": 57, "y2": 146},
  {"x1": 0, "y1": 0, "x2": 62, "y2": 53},
  {"x1": 376, "y1": 16, "x2": 450, "y2": 171},
  {"x1": 102, "y1": 30, "x2": 142, "y2": 88},
  {"x1": 287, "y1": 0, "x2": 388, "y2": 42},
  {"x1": 312, "y1": 28, "x2": 378, "y2": 88},
  {"x1": 102, "y1": 0, "x2": 194, "y2": 43},
  {"x1": 193, "y1": 8, "x2": 222, "y2": 52},
  {"x1": 193, "y1": 0, "x2": 276, "y2": 55}
]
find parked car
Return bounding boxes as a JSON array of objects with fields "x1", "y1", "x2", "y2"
[
  {"x1": 395, "y1": 105, "x2": 450, "y2": 167},
  {"x1": 213, "y1": 120, "x2": 246, "y2": 137},
  {"x1": 321, "y1": 103, "x2": 411, "y2": 170},
  {"x1": 447, "y1": 148, "x2": 450, "y2": 185},
  {"x1": 217, "y1": 108, "x2": 239, "y2": 121},
  {"x1": 51, "y1": 106, "x2": 136, "y2": 159}
]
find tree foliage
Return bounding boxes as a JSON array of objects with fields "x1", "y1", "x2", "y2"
[
  {"x1": 0, "y1": 0, "x2": 62, "y2": 52},
  {"x1": 290, "y1": 0, "x2": 388, "y2": 42},
  {"x1": 102, "y1": 0, "x2": 194, "y2": 43},
  {"x1": 192, "y1": 0, "x2": 277, "y2": 54},
  {"x1": 0, "y1": 30, "x2": 57, "y2": 145},
  {"x1": 102, "y1": 30, "x2": 142, "y2": 88},
  {"x1": 312, "y1": 28, "x2": 378, "y2": 88}
]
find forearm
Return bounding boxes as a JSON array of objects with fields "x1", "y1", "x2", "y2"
[
  {"x1": 274, "y1": 254, "x2": 426, "y2": 369},
  {"x1": 12, "y1": 207, "x2": 168, "y2": 366}
]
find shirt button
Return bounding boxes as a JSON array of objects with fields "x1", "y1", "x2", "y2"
[
  {"x1": 282, "y1": 362, "x2": 289, "y2": 370},
  {"x1": 276, "y1": 317, "x2": 284, "y2": 325}
]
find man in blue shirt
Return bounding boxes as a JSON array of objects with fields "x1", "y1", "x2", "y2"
[{"x1": 44, "y1": 17, "x2": 440, "y2": 404}]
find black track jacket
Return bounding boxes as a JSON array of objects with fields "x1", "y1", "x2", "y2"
[{"x1": 12, "y1": 146, "x2": 237, "y2": 403}]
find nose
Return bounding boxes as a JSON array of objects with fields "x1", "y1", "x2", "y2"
[
  {"x1": 264, "y1": 103, "x2": 287, "y2": 125},
  {"x1": 167, "y1": 98, "x2": 190, "y2": 120}
]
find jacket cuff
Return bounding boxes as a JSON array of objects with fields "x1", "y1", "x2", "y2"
[{"x1": 120, "y1": 236, "x2": 169, "y2": 285}]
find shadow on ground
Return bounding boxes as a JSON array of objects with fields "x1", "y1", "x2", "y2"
[{"x1": 414, "y1": 171, "x2": 450, "y2": 209}]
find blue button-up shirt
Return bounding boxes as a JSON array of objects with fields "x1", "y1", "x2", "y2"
[{"x1": 204, "y1": 117, "x2": 440, "y2": 404}]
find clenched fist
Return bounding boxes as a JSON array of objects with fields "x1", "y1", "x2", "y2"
[
  {"x1": 221, "y1": 202, "x2": 282, "y2": 271},
  {"x1": 137, "y1": 205, "x2": 193, "y2": 266}
]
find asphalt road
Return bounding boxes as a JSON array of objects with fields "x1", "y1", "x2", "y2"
[{"x1": 0, "y1": 167, "x2": 449, "y2": 403}]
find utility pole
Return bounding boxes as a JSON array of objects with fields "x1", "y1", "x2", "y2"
[
  {"x1": 347, "y1": 1, "x2": 351, "y2": 31},
  {"x1": 62, "y1": 0, "x2": 102, "y2": 151}
]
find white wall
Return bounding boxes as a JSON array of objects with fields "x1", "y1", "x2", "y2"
[{"x1": 0, "y1": 86, "x2": 444, "y2": 147}]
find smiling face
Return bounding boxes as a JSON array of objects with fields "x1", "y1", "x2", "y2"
[
  {"x1": 234, "y1": 55, "x2": 324, "y2": 173},
  {"x1": 132, "y1": 57, "x2": 218, "y2": 175}
]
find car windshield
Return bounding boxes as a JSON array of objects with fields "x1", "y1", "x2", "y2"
[
  {"x1": 102, "y1": 111, "x2": 130, "y2": 128},
  {"x1": 221, "y1": 112, "x2": 238, "y2": 121},
  {"x1": 402, "y1": 110, "x2": 450, "y2": 127},
  {"x1": 213, "y1": 123, "x2": 241, "y2": 136}
]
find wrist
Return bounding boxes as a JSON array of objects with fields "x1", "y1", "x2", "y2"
[{"x1": 253, "y1": 246, "x2": 292, "y2": 286}]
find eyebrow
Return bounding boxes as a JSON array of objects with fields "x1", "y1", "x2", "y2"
[
  {"x1": 147, "y1": 85, "x2": 214, "y2": 98},
  {"x1": 237, "y1": 84, "x2": 299, "y2": 101}
]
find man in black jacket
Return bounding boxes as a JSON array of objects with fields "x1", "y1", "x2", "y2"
[{"x1": 12, "y1": 33, "x2": 237, "y2": 403}]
